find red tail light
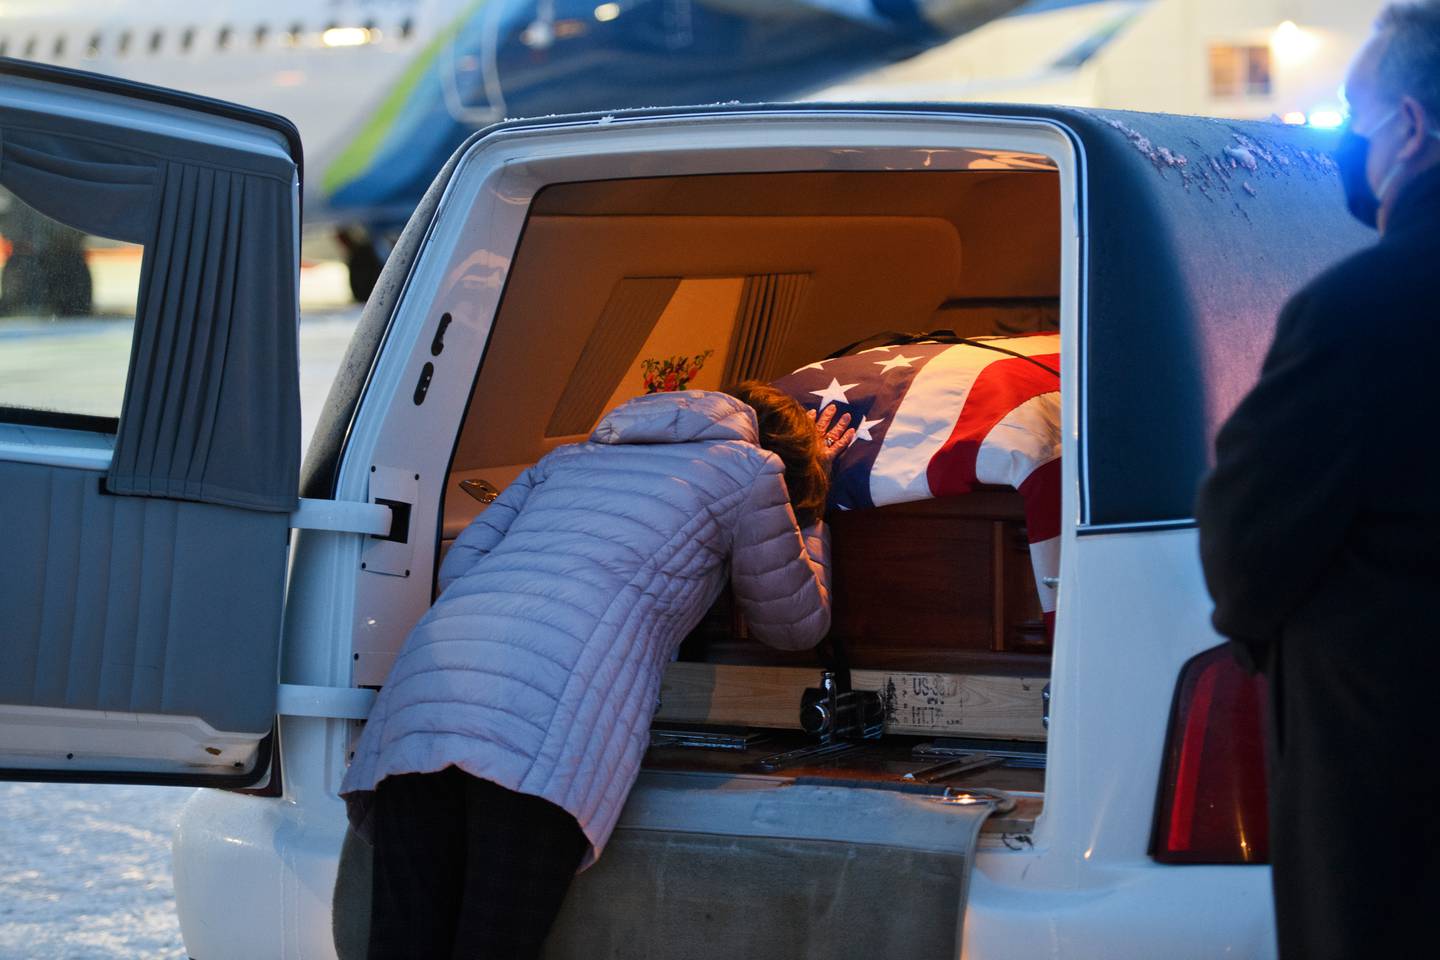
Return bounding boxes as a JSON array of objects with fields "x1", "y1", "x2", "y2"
[{"x1": 1151, "y1": 644, "x2": 1269, "y2": 864}]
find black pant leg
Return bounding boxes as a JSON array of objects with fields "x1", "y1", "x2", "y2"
[
  {"x1": 450, "y1": 776, "x2": 588, "y2": 960},
  {"x1": 1268, "y1": 635, "x2": 1440, "y2": 960},
  {"x1": 368, "y1": 768, "x2": 470, "y2": 959}
]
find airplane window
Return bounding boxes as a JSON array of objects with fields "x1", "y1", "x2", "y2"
[
  {"x1": 0, "y1": 39, "x2": 8, "y2": 58},
  {"x1": 118, "y1": 31, "x2": 132, "y2": 56},
  {"x1": 86, "y1": 33, "x2": 102, "y2": 58},
  {"x1": 217, "y1": 26, "x2": 233, "y2": 50},
  {"x1": 284, "y1": 23, "x2": 304, "y2": 46},
  {"x1": 180, "y1": 28, "x2": 195, "y2": 53},
  {"x1": 254, "y1": 25, "x2": 269, "y2": 47},
  {"x1": 149, "y1": 29, "x2": 163, "y2": 54},
  {"x1": 399, "y1": 18, "x2": 415, "y2": 40},
  {"x1": 52, "y1": 35, "x2": 66, "y2": 60},
  {"x1": 23, "y1": 36, "x2": 37, "y2": 58}
]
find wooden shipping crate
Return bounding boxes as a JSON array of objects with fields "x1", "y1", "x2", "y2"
[
  {"x1": 668, "y1": 488, "x2": 1052, "y2": 740},
  {"x1": 682, "y1": 489, "x2": 1051, "y2": 673},
  {"x1": 828, "y1": 491, "x2": 1050, "y2": 669}
]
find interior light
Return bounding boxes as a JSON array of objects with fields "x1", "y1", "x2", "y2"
[
  {"x1": 1271, "y1": 20, "x2": 1320, "y2": 66},
  {"x1": 322, "y1": 27, "x2": 372, "y2": 47},
  {"x1": 594, "y1": 3, "x2": 621, "y2": 22},
  {"x1": 1308, "y1": 108, "x2": 1345, "y2": 129},
  {"x1": 1281, "y1": 111, "x2": 1307, "y2": 125}
]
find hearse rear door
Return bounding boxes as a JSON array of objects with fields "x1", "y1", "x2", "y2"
[{"x1": 0, "y1": 61, "x2": 304, "y2": 786}]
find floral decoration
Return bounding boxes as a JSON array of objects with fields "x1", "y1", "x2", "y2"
[{"x1": 641, "y1": 349, "x2": 714, "y2": 393}]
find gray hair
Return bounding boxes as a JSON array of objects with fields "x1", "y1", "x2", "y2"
[{"x1": 1376, "y1": 2, "x2": 1440, "y2": 118}]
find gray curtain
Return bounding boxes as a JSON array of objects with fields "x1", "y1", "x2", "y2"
[
  {"x1": 722, "y1": 273, "x2": 810, "y2": 384},
  {"x1": 0, "y1": 132, "x2": 156, "y2": 244},
  {"x1": 0, "y1": 119, "x2": 300, "y2": 512}
]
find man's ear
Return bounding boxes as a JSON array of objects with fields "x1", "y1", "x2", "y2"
[{"x1": 1396, "y1": 95, "x2": 1433, "y2": 160}]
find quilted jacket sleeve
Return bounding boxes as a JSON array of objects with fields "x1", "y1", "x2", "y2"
[
  {"x1": 730, "y1": 456, "x2": 831, "y2": 651},
  {"x1": 437, "y1": 465, "x2": 539, "y2": 592}
]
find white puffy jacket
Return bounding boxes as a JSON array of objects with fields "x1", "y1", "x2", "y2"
[{"x1": 341, "y1": 390, "x2": 831, "y2": 866}]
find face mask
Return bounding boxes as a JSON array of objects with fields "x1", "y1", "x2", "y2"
[
  {"x1": 1336, "y1": 108, "x2": 1440, "y2": 228},
  {"x1": 1336, "y1": 108, "x2": 1398, "y2": 228}
]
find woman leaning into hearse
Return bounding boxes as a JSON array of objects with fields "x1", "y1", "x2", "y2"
[{"x1": 340, "y1": 382, "x2": 855, "y2": 958}]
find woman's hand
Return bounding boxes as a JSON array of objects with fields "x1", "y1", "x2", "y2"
[{"x1": 809, "y1": 404, "x2": 856, "y2": 465}]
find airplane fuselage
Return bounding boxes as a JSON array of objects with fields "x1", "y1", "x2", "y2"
[{"x1": 0, "y1": 0, "x2": 1020, "y2": 288}]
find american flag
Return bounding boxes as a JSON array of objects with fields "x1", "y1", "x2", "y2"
[{"x1": 773, "y1": 334, "x2": 1062, "y2": 626}]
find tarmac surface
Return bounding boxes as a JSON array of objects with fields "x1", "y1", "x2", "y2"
[{"x1": 0, "y1": 783, "x2": 192, "y2": 960}]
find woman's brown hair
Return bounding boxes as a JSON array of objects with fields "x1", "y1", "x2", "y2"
[{"x1": 724, "y1": 381, "x2": 829, "y2": 526}]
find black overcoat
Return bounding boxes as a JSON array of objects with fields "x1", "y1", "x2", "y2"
[{"x1": 1196, "y1": 166, "x2": 1440, "y2": 959}]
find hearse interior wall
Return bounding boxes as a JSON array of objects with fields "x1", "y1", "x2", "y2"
[
  {"x1": 450, "y1": 170, "x2": 1059, "y2": 474},
  {"x1": 339, "y1": 115, "x2": 1081, "y2": 705}
]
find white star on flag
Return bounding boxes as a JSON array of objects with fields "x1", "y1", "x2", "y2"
[
  {"x1": 810, "y1": 377, "x2": 858, "y2": 408},
  {"x1": 873, "y1": 353, "x2": 921, "y2": 373},
  {"x1": 854, "y1": 416, "x2": 884, "y2": 442},
  {"x1": 794, "y1": 360, "x2": 828, "y2": 373},
  {"x1": 857, "y1": 346, "x2": 894, "y2": 355}
]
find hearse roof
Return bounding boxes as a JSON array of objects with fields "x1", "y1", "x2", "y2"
[{"x1": 302, "y1": 104, "x2": 1373, "y2": 529}]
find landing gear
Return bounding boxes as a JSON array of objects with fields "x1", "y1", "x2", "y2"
[{"x1": 336, "y1": 226, "x2": 386, "y2": 304}]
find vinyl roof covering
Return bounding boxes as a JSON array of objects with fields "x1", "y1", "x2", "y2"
[{"x1": 302, "y1": 103, "x2": 1372, "y2": 527}]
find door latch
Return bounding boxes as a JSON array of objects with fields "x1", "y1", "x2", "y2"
[
  {"x1": 458, "y1": 477, "x2": 500, "y2": 504},
  {"x1": 361, "y1": 466, "x2": 418, "y2": 577}
]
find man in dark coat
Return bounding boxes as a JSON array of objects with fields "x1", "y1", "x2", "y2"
[{"x1": 1195, "y1": 4, "x2": 1440, "y2": 958}]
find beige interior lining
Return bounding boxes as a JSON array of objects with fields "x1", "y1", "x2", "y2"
[
  {"x1": 454, "y1": 214, "x2": 965, "y2": 471},
  {"x1": 444, "y1": 169, "x2": 1062, "y2": 540}
]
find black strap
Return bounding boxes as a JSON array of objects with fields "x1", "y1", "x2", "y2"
[
  {"x1": 824, "y1": 329, "x2": 959, "y2": 358},
  {"x1": 826, "y1": 329, "x2": 1059, "y2": 379}
]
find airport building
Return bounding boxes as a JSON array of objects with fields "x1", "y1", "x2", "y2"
[{"x1": 816, "y1": 0, "x2": 1387, "y2": 126}]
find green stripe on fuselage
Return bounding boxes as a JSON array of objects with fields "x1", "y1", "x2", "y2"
[{"x1": 322, "y1": 0, "x2": 489, "y2": 197}]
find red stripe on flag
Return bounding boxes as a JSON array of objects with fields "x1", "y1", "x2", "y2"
[
  {"x1": 1018, "y1": 457, "x2": 1062, "y2": 543},
  {"x1": 926, "y1": 353, "x2": 1060, "y2": 498}
]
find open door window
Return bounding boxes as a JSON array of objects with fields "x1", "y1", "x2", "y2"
[{"x1": 0, "y1": 62, "x2": 301, "y2": 786}]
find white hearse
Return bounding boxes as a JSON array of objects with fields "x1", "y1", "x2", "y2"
[{"x1": 0, "y1": 59, "x2": 1370, "y2": 959}]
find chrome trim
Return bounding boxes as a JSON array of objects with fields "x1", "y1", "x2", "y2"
[
  {"x1": 1071, "y1": 124, "x2": 1094, "y2": 527},
  {"x1": 1075, "y1": 518, "x2": 1198, "y2": 536},
  {"x1": 0, "y1": 423, "x2": 114, "y2": 471}
]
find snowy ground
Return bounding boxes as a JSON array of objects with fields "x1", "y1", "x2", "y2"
[
  {"x1": 0, "y1": 784, "x2": 193, "y2": 960},
  {"x1": 0, "y1": 304, "x2": 362, "y2": 960}
]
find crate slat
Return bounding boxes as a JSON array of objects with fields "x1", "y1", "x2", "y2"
[{"x1": 656, "y1": 663, "x2": 1047, "y2": 741}]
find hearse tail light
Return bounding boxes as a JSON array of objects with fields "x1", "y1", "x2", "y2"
[{"x1": 1152, "y1": 644, "x2": 1269, "y2": 864}]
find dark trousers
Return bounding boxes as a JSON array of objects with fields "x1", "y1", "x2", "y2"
[
  {"x1": 1266, "y1": 638, "x2": 1440, "y2": 959},
  {"x1": 368, "y1": 767, "x2": 588, "y2": 960}
]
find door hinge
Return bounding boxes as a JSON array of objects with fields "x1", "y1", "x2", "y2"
[
  {"x1": 276, "y1": 683, "x2": 376, "y2": 720},
  {"x1": 289, "y1": 498, "x2": 393, "y2": 536}
]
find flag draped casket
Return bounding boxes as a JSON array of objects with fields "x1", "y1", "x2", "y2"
[{"x1": 772, "y1": 334, "x2": 1061, "y2": 630}]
